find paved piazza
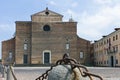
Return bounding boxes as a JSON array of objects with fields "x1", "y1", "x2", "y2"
[{"x1": 1, "y1": 67, "x2": 120, "y2": 80}]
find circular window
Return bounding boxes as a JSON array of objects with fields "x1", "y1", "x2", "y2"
[{"x1": 43, "y1": 25, "x2": 50, "y2": 31}]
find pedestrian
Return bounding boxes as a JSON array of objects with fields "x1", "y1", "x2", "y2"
[
  {"x1": 1, "y1": 64, "x2": 5, "y2": 78},
  {"x1": 0, "y1": 64, "x2": 1, "y2": 73}
]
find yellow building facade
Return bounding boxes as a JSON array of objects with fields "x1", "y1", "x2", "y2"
[{"x1": 94, "y1": 28, "x2": 120, "y2": 67}]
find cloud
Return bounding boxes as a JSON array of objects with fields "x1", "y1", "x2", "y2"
[
  {"x1": 0, "y1": 24, "x2": 15, "y2": 40},
  {"x1": 71, "y1": 2, "x2": 78, "y2": 7},
  {"x1": 66, "y1": 9, "x2": 75, "y2": 16},
  {"x1": 0, "y1": 24, "x2": 11, "y2": 31},
  {"x1": 77, "y1": 4, "x2": 120, "y2": 40},
  {"x1": 93, "y1": 0, "x2": 112, "y2": 4},
  {"x1": 63, "y1": 9, "x2": 80, "y2": 21},
  {"x1": 49, "y1": 1, "x2": 57, "y2": 6}
]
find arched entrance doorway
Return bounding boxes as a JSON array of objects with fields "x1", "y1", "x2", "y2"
[{"x1": 43, "y1": 50, "x2": 51, "y2": 64}]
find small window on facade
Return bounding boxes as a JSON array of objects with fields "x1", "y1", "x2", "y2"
[
  {"x1": 80, "y1": 52, "x2": 84, "y2": 59},
  {"x1": 104, "y1": 40, "x2": 106, "y2": 44},
  {"x1": 115, "y1": 45, "x2": 118, "y2": 52},
  {"x1": 66, "y1": 43, "x2": 69, "y2": 50},
  {"x1": 107, "y1": 60, "x2": 109, "y2": 64},
  {"x1": 113, "y1": 46, "x2": 115, "y2": 52},
  {"x1": 104, "y1": 61, "x2": 106, "y2": 64},
  {"x1": 24, "y1": 43, "x2": 27, "y2": 50},
  {"x1": 43, "y1": 25, "x2": 50, "y2": 31},
  {"x1": 116, "y1": 35, "x2": 118, "y2": 40},
  {"x1": 116, "y1": 59, "x2": 118, "y2": 64},
  {"x1": 9, "y1": 51, "x2": 12, "y2": 59},
  {"x1": 113, "y1": 36, "x2": 115, "y2": 41},
  {"x1": 107, "y1": 39, "x2": 109, "y2": 43},
  {"x1": 109, "y1": 38, "x2": 111, "y2": 42}
]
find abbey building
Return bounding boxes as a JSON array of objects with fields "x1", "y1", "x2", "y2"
[{"x1": 2, "y1": 8, "x2": 92, "y2": 65}]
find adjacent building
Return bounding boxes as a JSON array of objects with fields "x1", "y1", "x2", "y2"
[
  {"x1": 94, "y1": 28, "x2": 120, "y2": 67},
  {"x1": 2, "y1": 8, "x2": 92, "y2": 66}
]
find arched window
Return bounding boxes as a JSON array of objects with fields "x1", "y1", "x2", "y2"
[
  {"x1": 9, "y1": 51, "x2": 12, "y2": 59},
  {"x1": 80, "y1": 51, "x2": 84, "y2": 59},
  {"x1": 66, "y1": 43, "x2": 69, "y2": 50},
  {"x1": 24, "y1": 43, "x2": 28, "y2": 50}
]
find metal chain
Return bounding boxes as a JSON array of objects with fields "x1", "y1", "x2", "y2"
[{"x1": 35, "y1": 53, "x2": 103, "y2": 80}]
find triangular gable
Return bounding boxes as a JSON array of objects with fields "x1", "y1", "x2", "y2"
[
  {"x1": 31, "y1": 7, "x2": 63, "y2": 22},
  {"x1": 31, "y1": 8, "x2": 63, "y2": 17}
]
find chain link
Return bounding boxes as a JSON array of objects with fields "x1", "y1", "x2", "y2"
[{"x1": 35, "y1": 53, "x2": 103, "y2": 80}]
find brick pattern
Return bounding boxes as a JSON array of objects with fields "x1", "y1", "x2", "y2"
[{"x1": 2, "y1": 38, "x2": 15, "y2": 64}]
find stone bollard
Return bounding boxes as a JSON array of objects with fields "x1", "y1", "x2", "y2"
[
  {"x1": 48, "y1": 65, "x2": 89, "y2": 80},
  {"x1": 7, "y1": 66, "x2": 14, "y2": 80}
]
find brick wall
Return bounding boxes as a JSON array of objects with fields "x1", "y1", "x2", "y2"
[{"x1": 2, "y1": 38, "x2": 15, "y2": 64}]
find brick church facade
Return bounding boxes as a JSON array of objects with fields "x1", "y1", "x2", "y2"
[{"x1": 2, "y1": 8, "x2": 92, "y2": 65}]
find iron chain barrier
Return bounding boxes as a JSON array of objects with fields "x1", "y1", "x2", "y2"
[{"x1": 36, "y1": 54, "x2": 103, "y2": 80}]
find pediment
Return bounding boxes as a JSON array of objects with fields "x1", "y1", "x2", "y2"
[
  {"x1": 32, "y1": 8, "x2": 63, "y2": 17},
  {"x1": 31, "y1": 7, "x2": 63, "y2": 22}
]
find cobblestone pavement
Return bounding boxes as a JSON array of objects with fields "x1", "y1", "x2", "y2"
[
  {"x1": 1, "y1": 67, "x2": 120, "y2": 80},
  {"x1": 88, "y1": 67, "x2": 120, "y2": 80}
]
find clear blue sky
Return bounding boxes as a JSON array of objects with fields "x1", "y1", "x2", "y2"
[{"x1": 1, "y1": 0, "x2": 120, "y2": 59}]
